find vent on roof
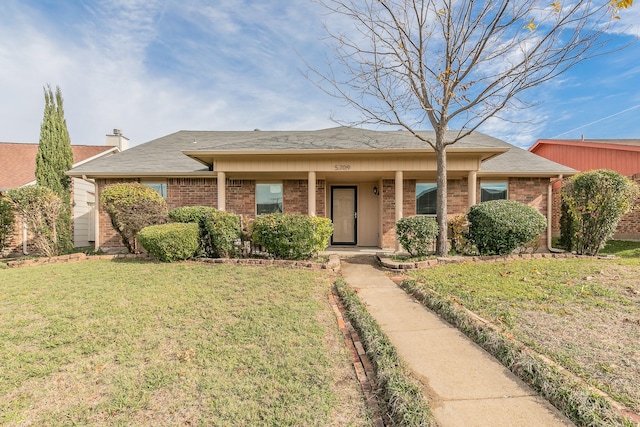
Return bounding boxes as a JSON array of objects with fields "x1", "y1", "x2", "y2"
[{"x1": 254, "y1": 128, "x2": 261, "y2": 131}]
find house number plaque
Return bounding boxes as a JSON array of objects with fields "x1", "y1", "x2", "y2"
[{"x1": 334, "y1": 164, "x2": 351, "y2": 170}]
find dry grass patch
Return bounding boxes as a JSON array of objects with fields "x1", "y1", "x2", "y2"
[
  {"x1": 0, "y1": 260, "x2": 370, "y2": 426},
  {"x1": 407, "y1": 257, "x2": 640, "y2": 415}
]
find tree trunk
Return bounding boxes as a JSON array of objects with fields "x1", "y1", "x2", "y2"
[{"x1": 435, "y1": 133, "x2": 449, "y2": 256}]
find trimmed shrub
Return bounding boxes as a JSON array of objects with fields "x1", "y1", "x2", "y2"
[
  {"x1": 395, "y1": 216, "x2": 438, "y2": 257},
  {"x1": 252, "y1": 214, "x2": 334, "y2": 260},
  {"x1": 101, "y1": 182, "x2": 168, "y2": 253},
  {"x1": 169, "y1": 206, "x2": 218, "y2": 224},
  {"x1": 467, "y1": 200, "x2": 546, "y2": 255},
  {"x1": 200, "y1": 210, "x2": 241, "y2": 258},
  {"x1": 138, "y1": 222, "x2": 200, "y2": 262},
  {"x1": 7, "y1": 185, "x2": 62, "y2": 257},
  {"x1": 561, "y1": 170, "x2": 639, "y2": 255},
  {"x1": 0, "y1": 197, "x2": 14, "y2": 254}
]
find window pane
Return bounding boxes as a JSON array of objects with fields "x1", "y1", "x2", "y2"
[
  {"x1": 480, "y1": 182, "x2": 507, "y2": 202},
  {"x1": 416, "y1": 183, "x2": 437, "y2": 215},
  {"x1": 144, "y1": 183, "x2": 167, "y2": 198},
  {"x1": 256, "y1": 183, "x2": 283, "y2": 215}
]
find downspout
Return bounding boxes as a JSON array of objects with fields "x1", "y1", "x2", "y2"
[{"x1": 547, "y1": 175, "x2": 563, "y2": 253}]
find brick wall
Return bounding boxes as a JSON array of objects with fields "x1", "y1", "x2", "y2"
[
  {"x1": 316, "y1": 180, "x2": 326, "y2": 217},
  {"x1": 381, "y1": 179, "x2": 396, "y2": 248},
  {"x1": 226, "y1": 179, "x2": 256, "y2": 219},
  {"x1": 508, "y1": 177, "x2": 549, "y2": 248},
  {"x1": 448, "y1": 178, "x2": 468, "y2": 216},
  {"x1": 283, "y1": 180, "x2": 308, "y2": 215},
  {"x1": 166, "y1": 178, "x2": 217, "y2": 209}
]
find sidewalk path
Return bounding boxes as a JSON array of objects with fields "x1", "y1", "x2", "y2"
[{"x1": 340, "y1": 256, "x2": 573, "y2": 427}]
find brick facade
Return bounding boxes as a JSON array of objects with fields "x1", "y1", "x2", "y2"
[
  {"x1": 166, "y1": 178, "x2": 217, "y2": 210},
  {"x1": 92, "y1": 175, "x2": 553, "y2": 252}
]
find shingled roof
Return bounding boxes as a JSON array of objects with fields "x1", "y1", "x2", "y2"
[
  {"x1": 68, "y1": 127, "x2": 575, "y2": 177},
  {"x1": 0, "y1": 143, "x2": 117, "y2": 190}
]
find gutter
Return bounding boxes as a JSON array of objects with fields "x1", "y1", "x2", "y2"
[{"x1": 547, "y1": 175, "x2": 564, "y2": 253}]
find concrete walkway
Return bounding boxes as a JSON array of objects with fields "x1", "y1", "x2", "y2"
[{"x1": 340, "y1": 256, "x2": 573, "y2": 427}]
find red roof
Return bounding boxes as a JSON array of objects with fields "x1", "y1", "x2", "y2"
[{"x1": 0, "y1": 143, "x2": 116, "y2": 190}]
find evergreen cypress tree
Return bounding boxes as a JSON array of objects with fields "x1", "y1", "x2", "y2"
[{"x1": 35, "y1": 85, "x2": 74, "y2": 253}]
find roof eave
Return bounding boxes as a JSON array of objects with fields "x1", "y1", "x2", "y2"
[
  {"x1": 66, "y1": 171, "x2": 214, "y2": 179},
  {"x1": 478, "y1": 171, "x2": 576, "y2": 178}
]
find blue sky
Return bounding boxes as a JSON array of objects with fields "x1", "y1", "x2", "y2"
[{"x1": 0, "y1": 0, "x2": 638, "y2": 149}]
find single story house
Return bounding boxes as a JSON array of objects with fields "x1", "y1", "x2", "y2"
[
  {"x1": 0, "y1": 131, "x2": 126, "y2": 254},
  {"x1": 530, "y1": 137, "x2": 640, "y2": 239},
  {"x1": 67, "y1": 127, "x2": 576, "y2": 252}
]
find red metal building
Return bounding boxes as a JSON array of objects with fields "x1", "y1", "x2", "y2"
[
  {"x1": 529, "y1": 138, "x2": 640, "y2": 176},
  {"x1": 529, "y1": 137, "x2": 640, "y2": 240}
]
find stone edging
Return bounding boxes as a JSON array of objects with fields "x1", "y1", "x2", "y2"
[
  {"x1": 376, "y1": 252, "x2": 615, "y2": 270},
  {"x1": 328, "y1": 292, "x2": 385, "y2": 427},
  {"x1": 4, "y1": 253, "x2": 341, "y2": 271}
]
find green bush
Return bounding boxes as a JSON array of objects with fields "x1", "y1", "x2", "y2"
[
  {"x1": 467, "y1": 200, "x2": 546, "y2": 255},
  {"x1": 0, "y1": 196, "x2": 15, "y2": 254},
  {"x1": 169, "y1": 206, "x2": 218, "y2": 223},
  {"x1": 138, "y1": 222, "x2": 200, "y2": 262},
  {"x1": 252, "y1": 214, "x2": 334, "y2": 260},
  {"x1": 101, "y1": 182, "x2": 168, "y2": 253},
  {"x1": 395, "y1": 216, "x2": 438, "y2": 257},
  {"x1": 7, "y1": 185, "x2": 62, "y2": 257},
  {"x1": 561, "y1": 170, "x2": 639, "y2": 255},
  {"x1": 200, "y1": 210, "x2": 241, "y2": 258}
]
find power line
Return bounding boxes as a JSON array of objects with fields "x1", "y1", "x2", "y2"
[{"x1": 551, "y1": 104, "x2": 640, "y2": 139}]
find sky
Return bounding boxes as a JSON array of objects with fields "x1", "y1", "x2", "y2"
[{"x1": 0, "y1": 0, "x2": 639, "y2": 150}]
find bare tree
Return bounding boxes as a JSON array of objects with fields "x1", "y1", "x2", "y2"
[{"x1": 312, "y1": 0, "x2": 633, "y2": 255}]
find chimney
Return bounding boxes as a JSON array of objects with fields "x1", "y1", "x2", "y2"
[{"x1": 106, "y1": 128, "x2": 129, "y2": 151}]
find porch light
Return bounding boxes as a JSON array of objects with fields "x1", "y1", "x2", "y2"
[{"x1": 373, "y1": 186, "x2": 379, "y2": 196}]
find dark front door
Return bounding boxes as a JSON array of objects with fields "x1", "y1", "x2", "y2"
[{"x1": 331, "y1": 186, "x2": 357, "y2": 245}]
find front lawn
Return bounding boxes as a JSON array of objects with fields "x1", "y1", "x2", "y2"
[
  {"x1": 407, "y1": 257, "x2": 640, "y2": 414},
  {"x1": 0, "y1": 260, "x2": 369, "y2": 426}
]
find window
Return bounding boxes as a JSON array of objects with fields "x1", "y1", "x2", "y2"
[
  {"x1": 480, "y1": 181, "x2": 508, "y2": 202},
  {"x1": 256, "y1": 183, "x2": 283, "y2": 215},
  {"x1": 143, "y1": 182, "x2": 167, "y2": 199},
  {"x1": 416, "y1": 183, "x2": 437, "y2": 215}
]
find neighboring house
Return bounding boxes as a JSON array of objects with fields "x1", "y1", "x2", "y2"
[
  {"x1": 530, "y1": 138, "x2": 640, "y2": 239},
  {"x1": 0, "y1": 131, "x2": 126, "y2": 254},
  {"x1": 68, "y1": 127, "x2": 576, "y2": 252}
]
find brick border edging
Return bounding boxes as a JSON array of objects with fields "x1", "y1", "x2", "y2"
[
  {"x1": 376, "y1": 251, "x2": 616, "y2": 270},
  {"x1": 328, "y1": 292, "x2": 385, "y2": 427},
  {"x1": 399, "y1": 279, "x2": 640, "y2": 425},
  {"x1": 4, "y1": 253, "x2": 342, "y2": 271}
]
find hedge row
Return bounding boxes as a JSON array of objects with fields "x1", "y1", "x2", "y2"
[{"x1": 139, "y1": 207, "x2": 333, "y2": 262}]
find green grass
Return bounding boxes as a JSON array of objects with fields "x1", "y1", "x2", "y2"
[
  {"x1": 600, "y1": 239, "x2": 640, "y2": 257},
  {"x1": 0, "y1": 260, "x2": 369, "y2": 426},
  {"x1": 407, "y1": 257, "x2": 640, "y2": 416}
]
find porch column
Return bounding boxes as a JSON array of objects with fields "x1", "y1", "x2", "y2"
[
  {"x1": 217, "y1": 171, "x2": 226, "y2": 211},
  {"x1": 395, "y1": 170, "x2": 403, "y2": 251},
  {"x1": 468, "y1": 170, "x2": 477, "y2": 209},
  {"x1": 308, "y1": 171, "x2": 316, "y2": 216}
]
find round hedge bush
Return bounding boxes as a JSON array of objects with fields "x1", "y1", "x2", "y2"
[
  {"x1": 138, "y1": 222, "x2": 200, "y2": 262},
  {"x1": 252, "y1": 214, "x2": 333, "y2": 260},
  {"x1": 467, "y1": 200, "x2": 546, "y2": 255},
  {"x1": 395, "y1": 216, "x2": 438, "y2": 257}
]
